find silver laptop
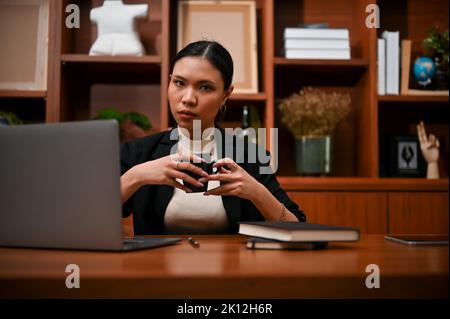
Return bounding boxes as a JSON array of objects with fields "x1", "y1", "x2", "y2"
[{"x1": 0, "y1": 120, "x2": 181, "y2": 251}]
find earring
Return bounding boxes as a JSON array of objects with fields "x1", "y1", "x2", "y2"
[{"x1": 220, "y1": 104, "x2": 227, "y2": 113}]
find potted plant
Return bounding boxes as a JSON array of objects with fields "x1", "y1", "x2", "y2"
[
  {"x1": 94, "y1": 107, "x2": 152, "y2": 143},
  {"x1": 0, "y1": 110, "x2": 23, "y2": 125},
  {"x1": 422, "y1": 27, "x2": 449, "y2": 90},
  {"x1": 278, "y1": 87, "x2": 351, "y2": 175}
]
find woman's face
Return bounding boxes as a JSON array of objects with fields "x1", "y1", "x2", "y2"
[{"x1": 168, "y1": 56, "x2": 233, "y2": 135}]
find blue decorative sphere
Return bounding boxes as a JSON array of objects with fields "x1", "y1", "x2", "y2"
[{"x1": 413, "y1": 57, "x2": 436, "y2": 86}]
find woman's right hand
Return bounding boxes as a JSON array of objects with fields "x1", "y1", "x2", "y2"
[{"x1": 130, "y1": 153, "x2": 209, "y2": 193}]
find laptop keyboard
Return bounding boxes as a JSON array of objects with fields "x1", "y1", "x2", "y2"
[{"x1": 123, "y1": 236, "x2": 145, "y2": 243}]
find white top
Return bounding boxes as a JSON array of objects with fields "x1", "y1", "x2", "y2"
[{"x1": 164, "y1": 126, "x2": 229, "y2": 234}]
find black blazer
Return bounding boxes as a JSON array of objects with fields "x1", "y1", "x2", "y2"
[{"x1": 121, "y1": 126, "x2": 306, "y2": 234}]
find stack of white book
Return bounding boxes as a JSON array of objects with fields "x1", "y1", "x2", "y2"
[
  {"x1": 283, "y1": 28, "x2": 351, "y2": 60},
  {"x1": 377, "y1": 31, "x2": 400, "y2": 95}
]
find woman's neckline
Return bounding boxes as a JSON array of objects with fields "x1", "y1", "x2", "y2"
[{"x1": 177, "y1": 126, "x2": 215, "y2": 142}]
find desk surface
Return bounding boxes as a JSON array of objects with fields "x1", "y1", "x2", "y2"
[{"x1": 0, "y1": 235, "x2": 448, "y2": 298}]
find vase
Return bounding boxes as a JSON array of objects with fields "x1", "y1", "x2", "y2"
[
  {"x1": 0, "y1": 117, "x2": 9, "y2": 125},
  {"x1": 433, "y1": 64, "x2": 448, "y2": 90},
  {"x1": 295, "y1": 135, "x2": 332, "y2": 175},
  {"x1": 119, "y1": 118, "x2": 148, "y2": 143}
]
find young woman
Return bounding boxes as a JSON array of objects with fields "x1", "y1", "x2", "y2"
[{"x1": 120, "y1": 41, "x2": 306, "y2": 234}]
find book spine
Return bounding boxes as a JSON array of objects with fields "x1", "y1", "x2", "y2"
[
  {"x1": 400, "y1": 40, "x2": 412, "y2": 95},
  {"x1": 283, "y1": 28, "x2": 349, "y2": 39},
  {"x1": 377, "y1": 38, "x2": 386, "y2": 95},
  {"x1": 383, "y1": 31, "x2": 400, "y2": 95},
  {"x1": 284, "y1": 39, "x2": 350, "y2": 49},
  {"x1": 285, "y1": 49, "x2": 351, "y2": 60}
]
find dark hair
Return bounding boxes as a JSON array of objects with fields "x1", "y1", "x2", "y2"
[
  {"x1": 172, "y1": 40, "x2": 234, "y2": 90},
  {"x1": 172, "y1": 41, "x2": 234, "y2": 125}
]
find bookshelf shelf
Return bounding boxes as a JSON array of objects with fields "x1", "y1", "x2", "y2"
[
  {"x1": 378, "y1": 95, "x2": 449, "y2": 103},
  {"x1": 274, "y1": 57, "x2": 369, "y2": 67},
  {"x1": 60, "y1": 54, "x2": 161, "y2": 64},
  {"x1": 230, "y1": 93, "x2": 267, "y2": 102},
  {"x1": 60, "y1": 54, "x2": 162, "y2": 84},
  {"x1": 278, "y1": 176, "x2": 449, "y2": 191},
  {"x1": 0, "y1": 90, "x2": 46, "y2": 98},
  {"x1": 274, "y1": 57, "x2": 369, "y2": 87}
]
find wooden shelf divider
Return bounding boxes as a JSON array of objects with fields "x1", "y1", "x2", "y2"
[
  {"x1": 378, "y1": 95, "x2": 449, "y2": 103},
  {"x1": 274, "y1": 57, "x2": 369, "y2": 67},
  {"x1": 229, "y1": 93, "x2": 267, "y2": 101},
  {"x1": 0, "y1": 90, "x2": 46, "y2": 98},
  {"x1": 60, "y1": 54, "x2": 161, "y2": 64},
  {"x1": 278, "y1": 177, "x2": 449, "y2": 191}
]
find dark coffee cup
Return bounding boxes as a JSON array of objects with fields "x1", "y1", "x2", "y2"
[{"x1": 182, "y1": 153, "x2": 214, "y2": 193}]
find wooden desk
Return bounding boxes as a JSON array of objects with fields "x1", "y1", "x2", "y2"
[{"x1": 0, "y1": 235, "x2": 447, "y2": 298}]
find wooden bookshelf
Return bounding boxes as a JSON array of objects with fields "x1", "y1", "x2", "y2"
[
  {"x1": 278, "y1": 176, "x2": 449, "y2": 234},
  {"x1": 274, "y1": 57, "x2": 369, "y2": 67},
  {"x1": 229, "y1": 93, "x2": 267, "y2": 101},
  {"x1": 0, "y1": 90, "x2": 46, "y2": 98},
  {"x1": 60, "y1": 54, "x2": 162, "y2": 84},
  {"x1": 4, "y1": 0, "x2": 449, "y2": 181},
  {"x1": 60, "y1": 54, "x2": 161, "y2": 64},
  {"x1": 378, "y1": 95, "x2": 449, "y2": 103},
  {"x1": 2, "y1": 0, "x2": 447, "y2": 234},
  {"x1": 278, "y1": 176, "x2": 449, "y2": 191}
]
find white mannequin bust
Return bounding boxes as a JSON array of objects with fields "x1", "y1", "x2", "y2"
[{"x1": 89, "y1": 0, "x2": 148, "y2": 56}]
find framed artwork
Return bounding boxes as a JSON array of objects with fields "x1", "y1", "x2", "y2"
[
  {"x1": 177, "y1": 0, "x2": 258, "y2": 94},
  {"x1": 0, "y1": 0, "x2": 49, "y2": 91},
  {"x1": 388, "y1": 136, "x2": 426, "y2": 177}
]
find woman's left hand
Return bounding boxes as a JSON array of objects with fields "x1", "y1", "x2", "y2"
[{"x1": 198, "y1": 158, "x2": 262, "y2": 201}]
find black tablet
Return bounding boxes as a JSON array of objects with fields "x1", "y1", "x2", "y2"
[{"x1": 385, "y1": 234, "x2": 449, "y2": 245}]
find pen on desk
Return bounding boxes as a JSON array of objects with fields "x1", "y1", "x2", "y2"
[{"x1": 187, "y1": 237, "x2": 200, "y2": 248}]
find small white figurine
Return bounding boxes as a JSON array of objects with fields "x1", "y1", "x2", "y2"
[
  {"x1": 417, "y1": 121, "x2": 440, "y2": 179},
  {"x1": 89, "y1": 0, "x2": 148, "y2": 56}
]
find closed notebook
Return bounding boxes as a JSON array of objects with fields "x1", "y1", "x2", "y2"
[
  {"x1": 246, "y1": 237, "x2": 328, "y2": 250},
  {"x1": 283, "y1": 28, "x2": 349, "y2": 39},
  {"x1": 239, "y1": 222, "x2": 359, "y2": 242}
]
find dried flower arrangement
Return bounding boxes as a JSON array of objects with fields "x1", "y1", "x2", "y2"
[{"x1": 277, "y1": 87, "x2": 351, "y2": 138}]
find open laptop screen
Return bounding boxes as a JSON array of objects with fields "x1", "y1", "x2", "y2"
[{"x1": 0, "y1": 120, "x2": 124, "y2": 250}]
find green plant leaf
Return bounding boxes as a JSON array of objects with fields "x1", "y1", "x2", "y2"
[
  {"x1": 95, "y1": 107, "x2": 124, "y2": 122},
  {"x1": 123, "y1": 112, "x2": 152, "y2": 130},
  {"x1": 0, "y1": 110, "x2": 23, "y2": 125}
]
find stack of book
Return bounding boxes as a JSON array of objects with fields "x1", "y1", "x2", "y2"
[
  {"x1": 283, "y1": 27, "x2": 351, "y2": 60},
  {"x1": 377, "y1": 31, "x2": 400, "y2": 95},
  {"x1": 239, "y1": 221, "x2": 360, "y2": 250}
]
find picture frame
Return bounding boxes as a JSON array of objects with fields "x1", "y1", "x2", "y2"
[
  {"x1": 388, "y1": 136, "x2": 427, "y2": 178},
  {"x1": 177, "y1": 0, "x2": 258, "y2": 94},
  {"x1": 0, "y1": 0, "x2": 49, "y2": 91},
  {"x1": 400, "y1": 40, "x2": 448, "y2": 96}
]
